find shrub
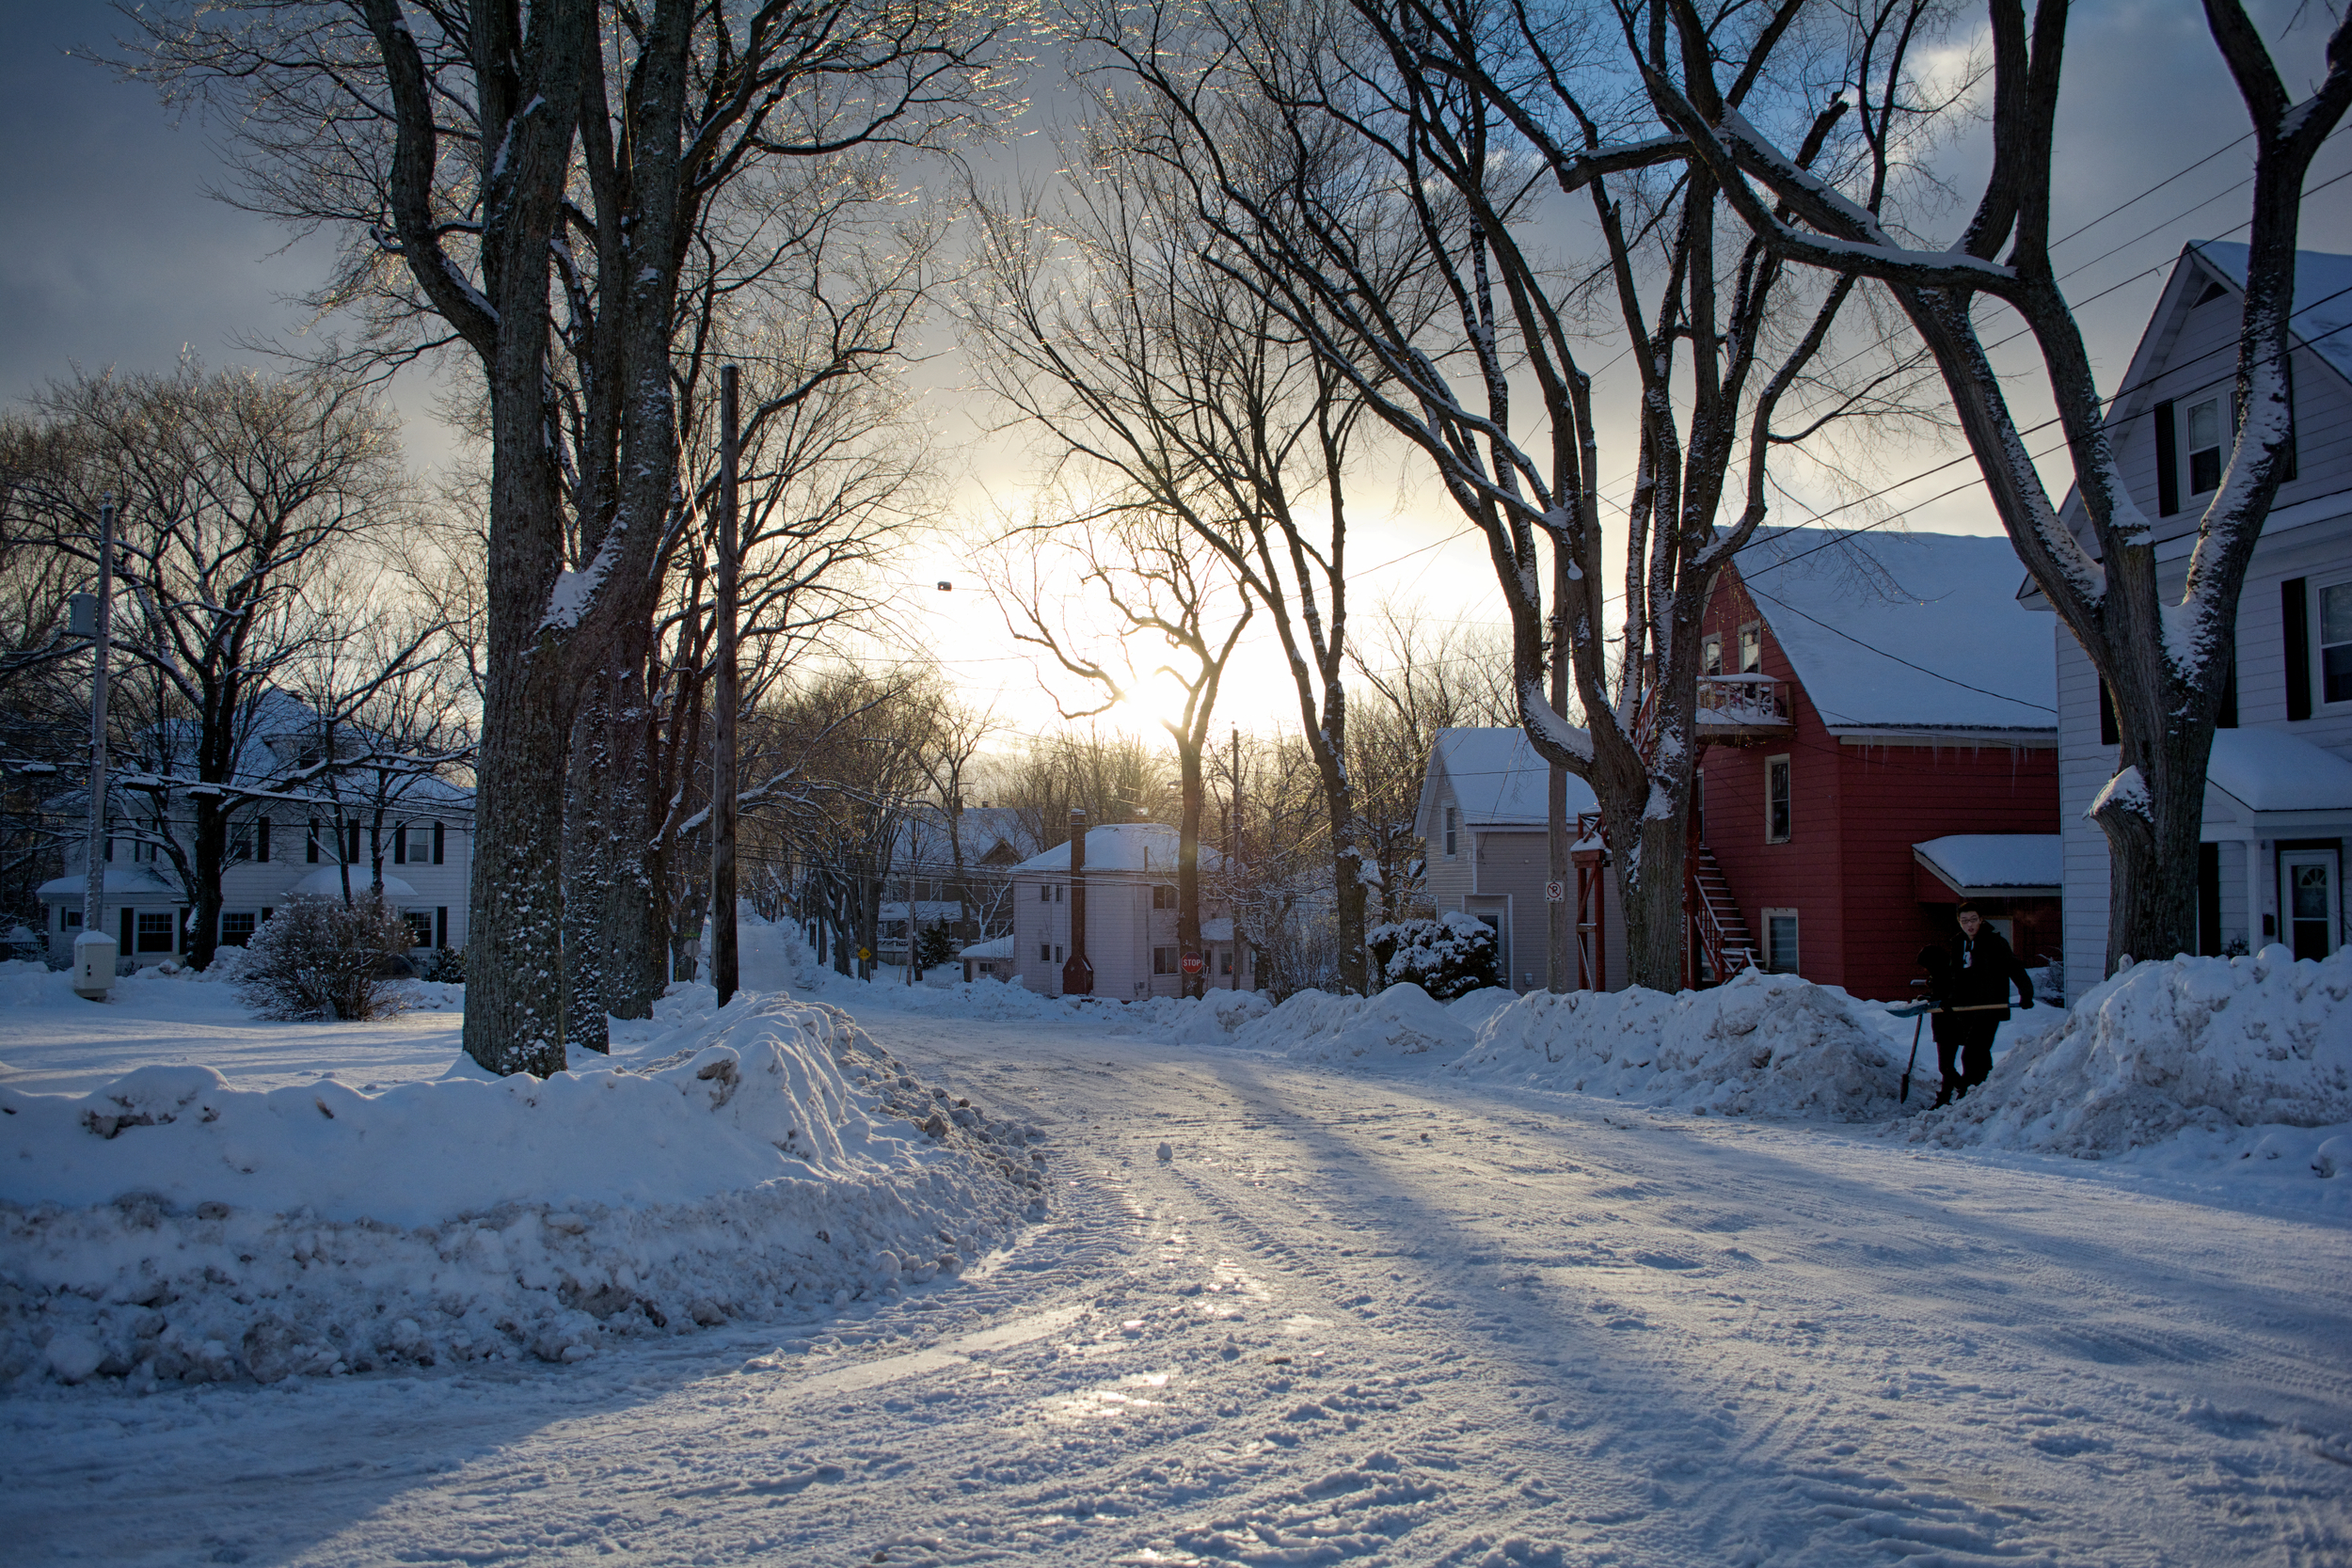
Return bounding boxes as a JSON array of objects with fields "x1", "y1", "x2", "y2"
[
  {"x1": 915, "y1": 919, "x2": 956, "y2": 974},
  {"x1": 420, "y1": 945, "x2": 467, "y2": 985},
  {"x1": 1368, "y1": 911, "x2": 1500, "y2": 1001},
  {"x1": 234, "y1": 893, "x2": 417, "y2": 1022}
]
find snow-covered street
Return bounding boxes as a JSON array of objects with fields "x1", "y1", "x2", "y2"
[{"x1": 8, "y1": 1001, "x2": 2348, "y2": 1568}]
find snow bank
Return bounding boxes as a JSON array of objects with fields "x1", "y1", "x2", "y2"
[
  {"x1": 0, "y1": 994, "x2": 1048, "y2": 1390},
  {"x1": 1207, "y1": 982, "x2": 1476, "y2": 1064},
  {"x1": 1446, "y1": 969, "x2": 1903, "y2": 1119},
  {"x1": 1907, "y1": 947, "x2": 2352, "y2": 1158},
  {"x1": 1120, "y1": 988, "x2": 1275, "y2": 1047}
]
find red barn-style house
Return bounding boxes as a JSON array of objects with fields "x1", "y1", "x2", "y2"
[{"x1": 1684, "y1": 528, "x2": 2062, "y2": 999}]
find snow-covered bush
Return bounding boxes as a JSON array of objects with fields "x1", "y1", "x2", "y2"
[
  {"x1": 419, "y1": 945, "x2": 466, "y2": 985},
  {"x1": 232, "y1": 893, "x2": 416, "y2": 1022},
  {"x1": 1369, "y1": 911, "x2": 1499, "y2": 1001}
]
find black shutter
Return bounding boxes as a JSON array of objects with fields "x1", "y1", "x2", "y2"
[
  {"x1": 2217, "y1": 646, "x2": 2238, "y2": 729},
  {"x1": 433, "y1": 821, "x2": 444, "y2": 864},
  {"x1": 2153, "y1": 399, "x2": 2179, "y2": 516},
  {"x1": 119, "y1": 909, "x2": 133, "y2": 951},
  {"x1": 308, "y1": 820, "x2": 320, "y2": 863},
  {"x1": 436, "y1": 907, "x2": 448, "y2": 949},
  {"x1": 257, "y1": 816, "x2": 271, "y2": 863},
  {"x1": 346, "y1": 822, "x2": 360, "y2": 863},
  {"x1": 2284, "y1": 578, "x2": 2312, "y2": 721},
  {"x1": 393, "y1": 826, "x2": 406, "y2": 865},
  {"x1": 2098, "y1": 680, "x2": 2120, "y2": 746}
]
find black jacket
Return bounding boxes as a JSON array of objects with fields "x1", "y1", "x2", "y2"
[{"x1": 1948, "y1": 926, "x2": 2034, "y2": 1014}]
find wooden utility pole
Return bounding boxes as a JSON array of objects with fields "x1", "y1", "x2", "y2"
[
  {"x1": 710, "y1": 365, "x2": 741, "y2": 1005},
  {"x1": 1061, "y1": 807, "x2": 1094, "y2": 995},
  {"x1": 75, "y1": 494, "x2": 118, "y2": 999},
  {"x1": 1547, "y1": 609, "x2": 1570, "y2": 992},
  {"x1": 1229, "y1": 726, "x2": 1243, "y2": 990}
]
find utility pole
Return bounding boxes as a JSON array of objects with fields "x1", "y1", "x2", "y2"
[
  {"x1": 1061, "y1": 807, "x2": 1093, "y2": 995},
  {"x1": 710, "y1": 365, "x2": 741, "y2": 1006},
  {"x1": 74, "y1": 494, "x2": 118, "y2": 1000},
  {"x1": 1547, "y1": 607, "x2": 1571, "y2": 993},
  {"x1": 1229, "y1": 726, "x2": 1243, "y2": 991}
]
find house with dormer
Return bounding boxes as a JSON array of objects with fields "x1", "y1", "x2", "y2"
[
  {"x1": 2030, "y1": 243, "x2": 2352, "y2": 994},
  {"x1": 37, "y1": 689, "x2": 473, "y2": 968}
]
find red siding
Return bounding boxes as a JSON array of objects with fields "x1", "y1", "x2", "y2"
[{"x1": 1695, "y1": 565, "x2": 2058, "y2": 1001}]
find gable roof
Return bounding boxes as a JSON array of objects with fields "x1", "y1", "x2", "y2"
[
  {"x1": 1007, "y1": 822, "x2": 1227, "y2": 877},
  {"x1": 1418, "y1": 728, "x2": 1600, "y2": 836},
  {"x1": 1734, "y1": 528, "x2": 2057, "y2": 734},
  {"x1": 2191, "y1": 241, "x2": 2352, "y2": 386}
]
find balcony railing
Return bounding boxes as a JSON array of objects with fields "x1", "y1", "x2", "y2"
[{"x1": 1694, "y1": 673, "x2": 1792, "y2": 731}]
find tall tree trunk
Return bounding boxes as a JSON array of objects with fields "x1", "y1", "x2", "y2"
[
  {"x1": 1176, "y1": 736, "x2": 1205, "y2": 998},
  {"x1": 563, "y1": 675, "x2": 612, "y2": 1053}
]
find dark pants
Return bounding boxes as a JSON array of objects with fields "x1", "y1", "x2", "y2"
[{"x1": 1933, "y1": 1014, "x2": 2000, "y2": 1105}]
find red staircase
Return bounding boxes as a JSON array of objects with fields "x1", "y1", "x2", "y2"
[{"x1": 1686, "y1": 841, "x2": 1757, "y2": 985}]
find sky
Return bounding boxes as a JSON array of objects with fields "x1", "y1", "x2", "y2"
[{"x1": 4, "y1": 0, "x2": 2348, "y2": 745}]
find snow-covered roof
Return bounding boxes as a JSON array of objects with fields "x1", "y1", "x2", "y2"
[
  {"x1": 1736, "y1": 529, "x2": 2057, "y2": 733},
  {"x1": 2205, "y1": 729, "x2": 2352, "y2": 815},
  {"x1": 290, "y1": 869, "x2": 420, "y2": 900},
  {"x1": 959, "y1": 935, "x2": 1014, "y2": 960},
  {"x1": 2192, "y1": 242, "x2": 2352, "y2": 385},
  {"x1": 1913, "y1": 834, "x2": 2062, "y2": 896},
  {"x1": 1007, "y1": 823, "x2": 1227, "y2": 877},
  {"x1": 895, "y1": 805, "x2": 1039, "y2": 867},
  {"x1": 38, "y1": 867, "x2": 183, "y2": 901},
  {"x1": 1421, "y1": 728, "x2": 1599, "y2": 832}
]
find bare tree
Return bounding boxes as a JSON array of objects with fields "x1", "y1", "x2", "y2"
[
  {"x1": 1074, "y1": 0, "x2": 1921, "y2": 989},
  {"x1": 989, "y1": 501, "x2": 1254, "y2": 995},
  {"x1": 963, "y1": 109, "x2": 1419, "y2": 993},
  {"x1": 0, "y1": 363, "x2": 429, "y2": 970},
  {"x1": 1653, "y1": 0, "x2": 2352, "y2": 974}
]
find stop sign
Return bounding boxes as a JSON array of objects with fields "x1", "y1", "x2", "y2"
[{"x1": 1181, "y1": 950, "x2": 1204, "y2": 975}]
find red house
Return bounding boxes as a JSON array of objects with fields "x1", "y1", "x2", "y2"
[{"x1": 1683, "y1": 528, "x2": 2062, "y2": 1001}]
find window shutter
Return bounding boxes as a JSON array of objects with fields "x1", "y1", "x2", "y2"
[
  {"x1": 433, "y1": 821, "x2": 445, "y2": 864},
  {"x1": 393, "y1": 827, "x2": 406, "y2": 865},
  {"x1": 2098, "y1": 681, "x2": 2120, "y2": 746},
  {"x1": 436, "y1": 907, "x2": 449, "y2": 948},
  {"x1": 2217, "y1": 646, "x2": 2237, "y2": 729},
  {"x1": 346, "y1": 823, "x2": 360, "y2": 863},
  {"x1": 257, "y1": 816, "x2": 271, "y2": 863},
  {"x1": 2153, "y1": 399, "x2": 2179, "y2": 515},
  {"x1": 2284, "y1": 578, "x2": 2312, "y2": 721}
]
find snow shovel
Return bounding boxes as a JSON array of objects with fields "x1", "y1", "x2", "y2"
[{"x1": 1888, "y1": 1001, "x2": 1934, "y2": 1103}]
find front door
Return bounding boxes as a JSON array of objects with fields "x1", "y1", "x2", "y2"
[{"x1": 2280, "y1": 848, "x2": 2342, "y2": 961}]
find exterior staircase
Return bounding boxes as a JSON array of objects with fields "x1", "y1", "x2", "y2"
[{"x1": 1687, "y1": 842, "x2": 1758, "y2": 984}]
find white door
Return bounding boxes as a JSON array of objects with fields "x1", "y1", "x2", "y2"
[{"x1": 2280, "y1": 849, "x2": 2342, "y2": 962}]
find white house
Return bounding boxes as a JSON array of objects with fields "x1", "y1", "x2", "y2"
[
  {"x1": 1415, "y1": 728, "x2": 1604, "y2": 991},
  {"x1": 38, "y1": 690, "x2": 473, "y2": 968},
  {"x1": 2037, "y1": 242, "x2": 2352, "y2": 994},
  {"x1": 1006, "y1": 822, "x2": 1252, "y2": 999}
]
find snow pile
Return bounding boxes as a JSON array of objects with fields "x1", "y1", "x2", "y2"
[
  {"x1": 1218, "y1": 982, "x2": 1476, "y2": 1065},
  {"x1": 1449, "y1": 968, "x2": 1902, "y2": 1120},
  {"x1": 1120, "y1": 988, "x2": 1275, "y2": 1046},
  {"x1": 738, "y1": 916, "x2": 1077, "y2": 1022},
  {"x1": 0, "y1": 993, "x2": 1048, "y2": 1390},
  {"x1": 1908, "y1": 947, "x2": 2352, "y2": 1158}
]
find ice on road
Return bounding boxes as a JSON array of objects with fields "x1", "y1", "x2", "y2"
[{"x1": 8, "y1": 1010, "x2": 2348, "y2": 1566}]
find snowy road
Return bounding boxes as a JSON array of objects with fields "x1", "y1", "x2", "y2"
[{"x1": 8, "y1": 1011, "x2": 2350, "y2": 1566}]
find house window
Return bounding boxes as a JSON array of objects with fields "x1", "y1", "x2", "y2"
[
  {"x1": 1152, "y1": 884, "x2": 1176, "y2": 910},
  {"x1": 403, "y1": 911, "x2": 434, "y2": 949},
  {"x1": 2321, "y1": 581, "x2": 2352, "y2": 705},
  {"x1": 230, "y1": 822, "x2": 254, "y2": 862},
  {"x1": 1040, "y1": 882, "x2": 1051, "y2": 901},
  {"x1": 1040, "y1": 942, "x2": 1052, "y2": 961},
  {"x1": 1763, "y1": 909, "x2": 1799, "y2": 974},
  {"x1": 1703, "y1": 634, "x2": 1723, "y2": 676},
  {"x1": 2186, "y1": 397, "x2": 2222, "y2": 495},
  {"x1": 1765, "y1": 754, "x2": 1792, "y2": 843},
  {"x1": 1220, "y1": 949, "x2": 1233, "y2": 975},
  {"x1": 135, "y1": 912, "x2": 174, "y2": 953},
  {"x1": 1443, "y1": 806, "x2": 1458, "y2": 858},
  {"x1": 1153, "y1": 946, "x2": 1177, "y2": 974},
  {"x1": 1738, "y1": 622, "x2": 1762, "y2": 673},
  {"x1": 60, "y1": 907, "x2": 82, "y2": 930},
  {"x1": 220, "y1": 911, "x2": 257, "y2": 947}
]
